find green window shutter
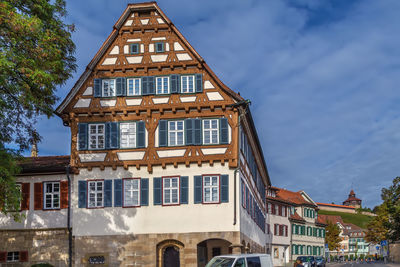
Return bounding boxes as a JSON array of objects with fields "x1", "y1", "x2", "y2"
[
  {"x1": 221, "y1": 175, "x2": 229, "y2": 203},
  {"x1": 292, "y1": 224, "x2": 296, "y2": 234},
  {"x1": 140, "y1": 178, "x2": 149, "y2": 206},
  {"x1": 114, "y1": 179, "x2": 122, "y2": 207},
  {"x1": 78, "y1": 123, "x2": 88, "y2": 150},
  {"x1": 180, "y1": 176, "x2": 188, "y2": 204},
  {"x1": 116, "y1": 77, "x2": 126, "y2": 96},
  {"x1": 104, "y1": 180, "x2": 112, "y2": 207},
  {"x1": 194, "y1": 175, "x2": 202, "y2": 204},
  {"x1": 78, "y1": 181, "x2": 87, "y2": 208},
  {"x1": 195, "y1": 73, "x2": 203, "y2": 92},
  {"x1": 194, "y1": 119, "x2": 202, "y2": 145},
  {"x1": 136, "y1": 121, "x2": 145, "y2": 148},
  {"x1": 94, "y1": 78, "x2": 102, "y2": 97},
  {"x1": 219, "y1": 118, "x2": 229, "y2": 144},
  {"x1": 158, "y1": 120, "x2": 168, "y2": 147},
  {"x1": 185, "y1": 119, "x2": 194, "y2": 145},
  {"x1": 153, "y1": 178, "x2": 162, "y2": 205},
  {"x1": 170, "y1": 74, "x2": 180, "y2": 93}
]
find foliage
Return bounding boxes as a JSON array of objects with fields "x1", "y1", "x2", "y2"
[
  {"x1": 381, "y1": 177, "x2": 400, "y2": 241},
  {"x1": 365, "y1": 203, "x2": 389, "y2": 243},
  {"x1": 356, "y1": 207, "x2": 372, "y2": 213},
  {"x1": 325, "y1": 221, "x2": 341, "y2": 252},
  {"x1": 318, "y1": 210, "x2": 373, "y2": 229},
  {"x1": 350, "y1": 254, "x2": 354, "y2": 260},
  {"x1": 0, "y1": 0, "x2": 76, "y2": 219}
]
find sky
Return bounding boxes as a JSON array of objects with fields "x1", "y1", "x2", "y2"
[{"x1": 32, "y1": 0, "x2": 400, "y2": 209}]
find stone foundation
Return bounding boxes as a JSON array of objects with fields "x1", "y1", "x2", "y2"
[
  {"x1": 74, "y1": 231, "x2": 246, "y2": 267},
  {"x1": 0, "y1": 228, "x2": 69, "y2": 267}
]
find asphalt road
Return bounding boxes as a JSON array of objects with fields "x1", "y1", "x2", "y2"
[{"x1": 327, "y1": 262, "x2": 400, "y2": 267}]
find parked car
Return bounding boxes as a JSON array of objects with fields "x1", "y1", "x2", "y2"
[
  {"x1": 315, "y1": 257, "x2": 325, "y2": 267},
  {"x1": 205, "y1": 254, "x2": 273, "y2": 267},
  {"x1": 296, "y1": 256, "x2": 316, "y2": 267}
]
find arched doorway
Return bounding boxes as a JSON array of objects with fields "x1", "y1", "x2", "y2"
[
  {"x1": 197, "y1": 239, "x2": 232, "y2": 267},
  {"x1": 163, "y1": 246, "x2": 180, "y2": 267}
]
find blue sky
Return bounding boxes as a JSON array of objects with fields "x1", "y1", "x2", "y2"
[{"x1": 33, "y1": 0, "x2": 400, "y2": 208}]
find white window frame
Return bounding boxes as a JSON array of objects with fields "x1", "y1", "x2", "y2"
[
  {"x1": 203, "y1": 175, "x2": 220, "y2": 203},
  {"x1": 123, "y1": 178, "x2": 140, "y2": 207},
  {"x1": 168, "y1": 120, "x2": 184, "y2": 146},
  {"x1": 89, "y1": 124, "x2": 105, "y2": 150},
  {"x1": 202, "y1": 119, "x2": 219, "y2": 145},
  {"x1": 127, "y1": 78, "x2": 141, "y2": 96},
  {"x1": 162, "y1": 177, "x2": 179, "y2": 205},
  {"x1": 43, "y1": 181, "x2": 60, "y2": 209},
  {"x1": 181, "y1": 75, "x2": 195, "y2": 93},
  {"x1": 7, "y1": 252, "x2": 19, "y2": 262},
  {"x1": 102, "y1": 79, "x2": 116, "y2": 97},
  {"x1": 88, "y1": 180, "x2": 104, "y2": 208},
  {"x1": 156, "y1": 76, "x2": 170, "y2": 94},
  {"x1": 120, "y1": 122, "x2": 136, "y2": 149}
]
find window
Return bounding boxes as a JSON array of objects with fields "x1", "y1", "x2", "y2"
[
  {"x1": 163, "y1": 177, "x2": 179, "y2": 205},
  {"x1": 168, "y1": 121, "x2": 184, "y2": 146},
  {"x1": 89, "y1": 124, "x2": 105, "y2": 149},
  {"x1": 130, "y1": 43, "x2": 139, "y2": 54},
  {"x1": 155, "y1": 42, "x2": 164, "y2": 53},
  {"x1": 156, "y1": 76, "x2": 169, "y2": 94},
  {"x1": 203, "y1": 176, "x2": 219, "y2": 203},
  {"x1": 88, "y1": 181, "x2": 103, "y2": 208},
  {"x1": 268, "y1": 203, "x2": 272, "y2": 214},
  {"x1": 274, "y1": 248, "x2": 279, "y2": 258},
  {"x1": 234, "y1": 258, "x2": 245, "y2": 267},
  {"x1": 181, "y1": 75, "x2": 195, "y2": 93},
  {"x1": 203, "y1": 119, "x2": 219, "y2": 144},
  {"x1": 247, "y1": 257, "x2": 261, "y2": 267},
  {"x1": 7, "y1": 252, "x2": 19, "y2": 262},
  {"x1": 44, "y1": 182, "x2": 60, "y2": 209},
  {"x1": 127, "y1": 78, "x2": 141, "y2": 96},
  {"x1": 212, "y1": 247, "x2": 221, "y2": 257},
  {"x1": 102, "y1": 79, "x2": 115, "y2": 97},
  {"x1": 123, "y1": 179, "x2": 140, "y2": 207},
  {"x1": 120, "y1": 122, "x2": 136, "y2": 148}
]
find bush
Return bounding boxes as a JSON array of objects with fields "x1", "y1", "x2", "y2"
[
  {"x1": 350, "y1": 255, "x2": 354, "y2": 261},
  {"x1": 345, "y1": 255, "x2": 348, "y2": 260},
  {"x1": 360, "y1": 254, "x2": 365, "y2": 260},
  {"x1": 31, "y1": 264, "x2": 54, "y2": 267}
]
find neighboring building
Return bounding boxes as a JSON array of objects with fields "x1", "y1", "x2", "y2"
[
  {"x1": 266, "y1": 187, "x2": 292, "y2": 266},
  {"x1": 317, "y1": 202, "x2": 356, "y2": 214},
  {"x1": 343, "y1": 190, "x2": 362, "y2": 208},
  {"x1": 53, "y1": 2, "x2": 270, "y2": 267},
  {"x1": 273, "y1": 188, "x2": 326, "y2": 261},
  {"x1": 0, "y1": 156, "x2": 71, "y2": 266},
  {"x1": 346, "y1": 224, "x2": 369, "y2": 257},
  {"x1": 318, "y1": 215, "x2": 349, "y2": 256}
]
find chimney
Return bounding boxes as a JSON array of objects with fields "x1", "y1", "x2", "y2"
[{"x1": 31, "y1": 142, "x2": 38, "y2": 157}]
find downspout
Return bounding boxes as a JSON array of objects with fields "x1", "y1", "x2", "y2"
[{"x1": 66, "y1": 165, "x2": 72, "y2": 267}]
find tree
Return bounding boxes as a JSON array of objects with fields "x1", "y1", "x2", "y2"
[
  {"x1": 0, "y1": 0, "x2": 76, "y2": 219},
  {"x1": 365, "y1": 203, "x2": 389, "y2": 243},
  {"x1": 325, "y1": 221, "x2": 341, "y2": 252},
  {"x1": 381, "y1": 177, "x2": 400, "y2": 241}
]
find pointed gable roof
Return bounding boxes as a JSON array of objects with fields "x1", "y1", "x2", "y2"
[
  {"x1": 56, "y1": 1, "x2": 243, "y2": 115},
  {"x1": 275, "y1": 187, "x2": 317, "y2": 207}
]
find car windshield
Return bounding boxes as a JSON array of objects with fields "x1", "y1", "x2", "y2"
[
  {"x1": 297, "y1": 257, "x2": 309, "y2": 262},
  {"x1": 206, "y1": 257, "x2": 235, "y2": 267},
  {"x1": 316, "y1": 257, "x2": 323, "y2": 261}
]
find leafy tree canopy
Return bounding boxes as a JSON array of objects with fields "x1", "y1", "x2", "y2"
[
  {"x1": 0, "y1": 0, "x2": 75, "y2": 220},
  {"x1": 381, "y1": 177, "x2": 400, "y2": 241},
  {"x1": 365, "y1": 203, "x2": 389, "y2": 243},
  {"x1": 325, "y1": 221, "x2": 341, "y2": 251}
]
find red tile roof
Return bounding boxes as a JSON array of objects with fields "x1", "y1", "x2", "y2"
[
  {"x1": 317, "y1": 202, "x2": 356, "y2": 210},
  {"x1": 318, "y1": 214, "x2": 344, "y2": 225},
  {"x1": 274, "y1": 188, "x2": 316, "y2": 207},
  {"x1": 289, "y1": 211, "x2": 306, "y2": 222},
  {"x1": 18, "y1": 156, "x2": 70, "y2": 175}
]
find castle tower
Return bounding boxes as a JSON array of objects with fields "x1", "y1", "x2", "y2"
[{"x1": 342, "y1": 189, "x2": 362, "y2": 208}]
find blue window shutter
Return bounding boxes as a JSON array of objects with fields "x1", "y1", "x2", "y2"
[
  {"x1": 195, "y1": 73, "x2": 203, "y2": 93},
  {"x1": 158, "y1": 120, "x2": 168, "y2": 147},
  {"x1": 185, "y1": 119, "x2": 193, "y2": 145},
  {"x1": 78, "y1": 181, "x2": 87, "y2": 208},
  {"x1": 221, "y1": 175, "x2": 229, "y2": 202},
  {"x1": 140, "y1": 178, "x2": 149, "y2": 206},
  {"x1": 104, "y1": 180, "x2": 112, "y2": 207},
  {"x1": 94, "y1": 78, "x2": 101, "y2": 97},
  {"x1": 114, "y1": 179, "x2": 122, "y2": 207},
  {"x1": 180, "y1": 176, "x2": 188, "y2": 204},
  {"x1": 153, "y1": 178, "x2": 162, "y2": 205},
  {"x1": 106, "y1": 122, "x2": 119, "y2": 149},
  {"x1": 170, "y1": 74, "x2": 180, "y2": 93},
  {"x1": 116, "y1": 77, "x2": 126, "y2": 96},
  {"x1": 194, "y1": 175, "x2": 203, "y2": 204},
  {"x1": 78, "y1": 123, "x2": 88, "y2": 150},
  {"x1": 136, "y1": 121, "x2": 145, "y2": 148},
  {"x1": 142, "y1": 77, "x2": 148, "y2": 95},
  {"x1": 148, "y1": 76, "x2": 155, "y2": 95},
  {"x1": 219, "y1": 118, "x2": 229, "y2": 144},
  {"x1": 194, "y1": 119, "x2": 202, "y2": 145}
]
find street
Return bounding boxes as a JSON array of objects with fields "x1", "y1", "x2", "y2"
[{"x1": 328, "y1": 263, "x2": 400, "y2": 267}]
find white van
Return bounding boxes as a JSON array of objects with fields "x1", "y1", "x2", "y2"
[{"x1": 205, "y1": 254, "x2": 273, "y2": 267}]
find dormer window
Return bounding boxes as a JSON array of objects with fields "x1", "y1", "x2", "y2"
[
  {"x1": 155, "y1": 42, "x2": 164, "y2": 53},
  {"x1": 130, "y1": 43, "x2": 140, "y2": 54}
]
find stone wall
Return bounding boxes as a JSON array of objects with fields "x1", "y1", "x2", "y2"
[
  {"x1": 390, "y1": 242, "x2": 400, "y2": 263},
  {"x1": 0, "y1": 228, "x2": 69, "y2": 267}
]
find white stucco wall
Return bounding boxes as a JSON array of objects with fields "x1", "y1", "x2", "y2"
[{"x1": 0, "y1": 174, "x2": 69, "y2": 229}]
